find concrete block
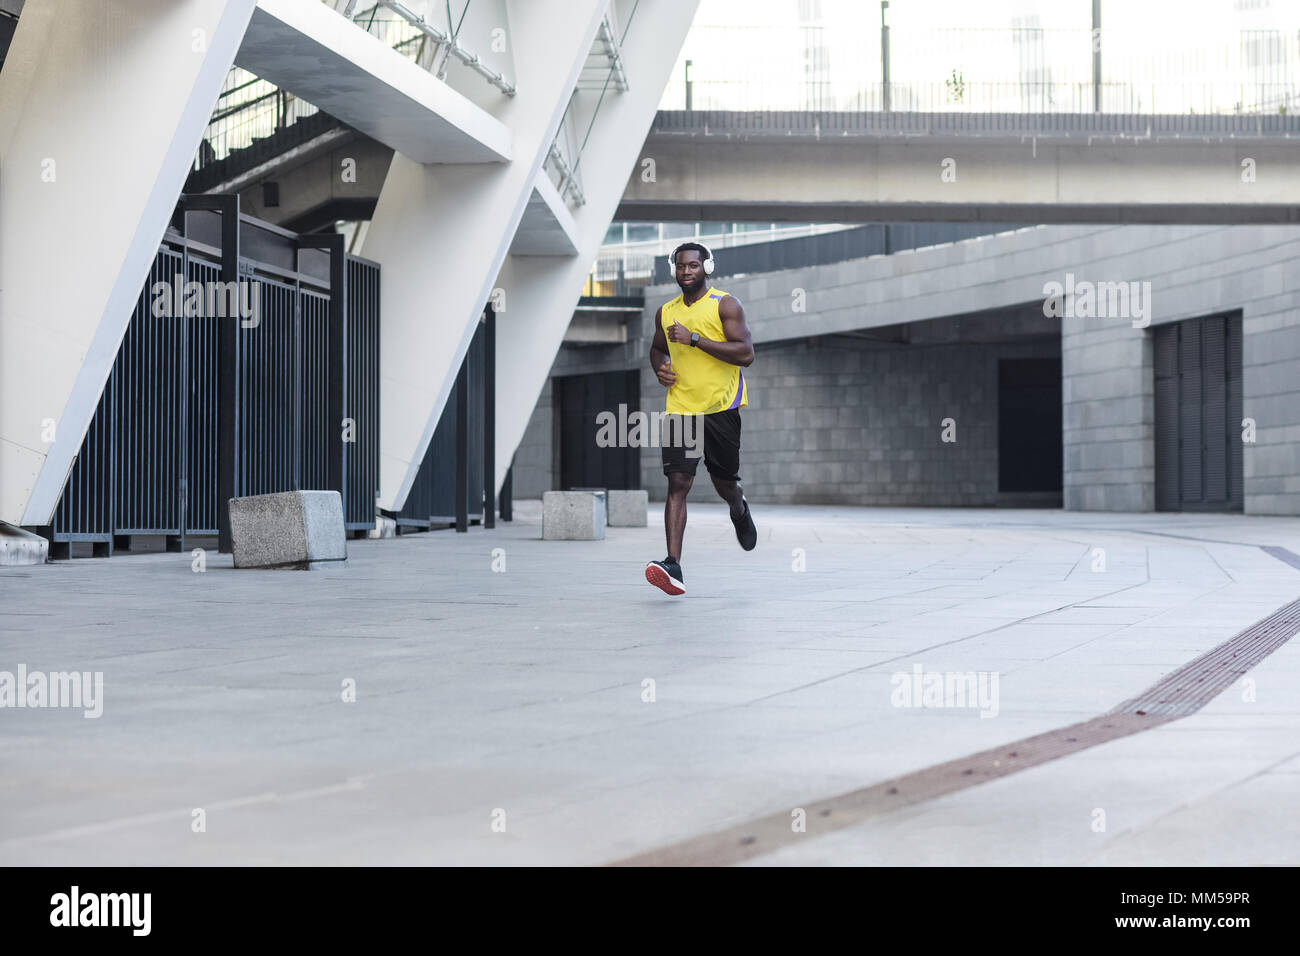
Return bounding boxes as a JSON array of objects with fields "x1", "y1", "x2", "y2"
[
  {"x1": 229, "y1": 490, "x2": 347, "y2": 569},
  {"x1": 367, "y1": 515, "x2": 397, "y2": 539},
  {"x1": 607, "y1": 489, "x2": 648, "y2": 527},
  {"x1": 0, "y1": 523, "x2": 48, "y2": 566},
  {"x1": 542, "y1": 491, "x2": 606, "y2": 540}
]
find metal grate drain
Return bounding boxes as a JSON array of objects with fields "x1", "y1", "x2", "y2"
[
  {"x1": 1113, "y1": 594, "x2": 1300, "y2": 718},
  {"x1": 609, "y1": 591, "x2": 1300, "y2": 867}
]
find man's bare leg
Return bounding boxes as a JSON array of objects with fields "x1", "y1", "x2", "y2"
[
  {"x1": 710, "y1": 475, "x2": 746, "y2": 519},
  {"x1": 665, "y1": 472, "x2": 693, "y2": 560},
  {"x1": 712, "y1": 474, "x2": 756, "y2": 551}
]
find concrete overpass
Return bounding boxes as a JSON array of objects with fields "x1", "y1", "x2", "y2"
[
  {"x1": 211, "y1": 107, "x2": 1300, "y2": 233},
  {"x1": 617, "y1": 110, "x2": 1300, "y2": 225}
]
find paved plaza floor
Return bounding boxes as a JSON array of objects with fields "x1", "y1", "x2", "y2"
[{"x1": 2, "y1": 502, "x2": 1299, "y2": 865}]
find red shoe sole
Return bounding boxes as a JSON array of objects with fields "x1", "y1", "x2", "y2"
[{"x1": 645, "y1": 564, "x2": 685, "y2": 595}]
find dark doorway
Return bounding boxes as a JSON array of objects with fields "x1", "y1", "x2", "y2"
[
  {"x1": 998, "y1": 358, "x2": 1063, "y2": 493},
  {"x1": 1155, "y1": 314, "x2": 1243, "y2": 512},
  {"x1": 556, "y1": 370, "x2": 641, "y2": 490}
]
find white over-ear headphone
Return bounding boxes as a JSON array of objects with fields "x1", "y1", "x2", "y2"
[{"x1": 668, "y1": 242, "x2": 714, "y2": 277}]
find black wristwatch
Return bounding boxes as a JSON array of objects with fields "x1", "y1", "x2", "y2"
[{"x1": 689, "y1": 331, "x2": 700, "y2": 347}]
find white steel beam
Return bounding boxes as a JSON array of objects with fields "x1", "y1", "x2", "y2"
[{"x1": 0, "y1": 0, "x2": 258, "y2": 525}]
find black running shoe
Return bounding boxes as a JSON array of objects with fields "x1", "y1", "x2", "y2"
[
  {"x1": 731, "y1": 497, "x2": 757, "y2": 551},
  {"x1": 645, "y1": 557, "x2": 686, "y2": 595}
]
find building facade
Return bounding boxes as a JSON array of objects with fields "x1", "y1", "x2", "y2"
[{"x1": 517, "y1": 223, "x2": 1300, "y2": 516}]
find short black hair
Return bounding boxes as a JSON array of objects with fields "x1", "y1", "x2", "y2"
[{"x1": 671, "y1": 242, "x2": 711, "y2": 265}]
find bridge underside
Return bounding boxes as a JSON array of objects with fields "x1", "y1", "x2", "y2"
[{"x1": 619, "y1": 110, "x2": 1300, "y2": 225}]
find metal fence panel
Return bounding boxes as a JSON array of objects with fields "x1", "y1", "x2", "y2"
[
  {"x1": 466, "y1": 319, "x2": 486, "y2": 520},
  {"x1": 187, "y1": 259, "x2": 222, "y2": 534},
  {"x1": 398, "y1": 314, "x2": 489, "y2": 527},
  {"x1": 346, "y1": 257, "x2": 380, "y2": 528},
  {"x1": 49, "y1": 206, "x2": 382, "y2": 552},
  {"x1": 300, "y1": 288, "x2": 332, "y2": 492},
  {"x1": 239, "y1": 277, "x2": 298, "y2": 498},
  {"x1": 50, "y1": 374, "x2": 113, "y2": 542}
]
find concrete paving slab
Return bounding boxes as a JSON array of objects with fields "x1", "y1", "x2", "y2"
[{"x1": 2, "y1": 502, "x2": 1299, "y2": 865}]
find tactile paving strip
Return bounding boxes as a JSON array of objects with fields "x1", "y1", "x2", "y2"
[{"x1": 609, "y1": 591, "x2": 1300, "y2": 867}]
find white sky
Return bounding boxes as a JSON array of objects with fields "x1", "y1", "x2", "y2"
[
  {"x1": 687, "y1": 0, "x2": 1300, "y2": 33},
  {"x1": 660, "y1": 0, "x2": 1300, "y2": 113}
]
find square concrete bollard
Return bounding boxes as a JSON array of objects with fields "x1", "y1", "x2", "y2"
[
  {"x1": 367, "y1": 515, "x2": 397, "y2": 539},
  {"x1": 0, "y1": 523, "x2": 49, "y2": 566},
  {"x1": 606, "y1": 489, "x2": 649, "y2": 527},
  {"x1": 542, "y1": 490, "x2": 606, "y2": 540},
  {"x1": 229, "y1": 490, "x2": 347, "y2": 569}
]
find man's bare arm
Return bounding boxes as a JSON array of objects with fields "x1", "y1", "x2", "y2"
[
  {"x1": 665, "y1": 295, "x2": 754, "y2": 367},
  {"x1": 649, "y1": 307, "x2": 676, "y2": 386}
]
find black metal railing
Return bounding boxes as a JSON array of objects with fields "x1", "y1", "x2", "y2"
[
  {"x1": 650, "y1": 222, "x2": 1020, "y2": 284},
  {"x1": 346, "y1": 256, "x2": 381, "y2": 527},
  {"x1": 45, "y1": 196, "x2": 380, "y2": 557},
  {"x1": 663, "y1": 27, "x2": 1300, "y2": 116},
  {"x1": 192, "y1": 68, "x2": 323, "y2": 181},
  {"x1": 187, "y1": 110, "x2": 346, "y2": 194},
  {"x1": 585, "y1": 252, "x2": 656, "y2": 298}
]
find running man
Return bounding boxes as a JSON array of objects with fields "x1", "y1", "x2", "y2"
[{"x1": 644, "y1": 242, "x2": 757, "y2": 596}]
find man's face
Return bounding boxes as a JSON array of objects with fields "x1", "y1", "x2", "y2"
[{"x1": 674, "y1": 250, "x2": 707, "y2": 292}]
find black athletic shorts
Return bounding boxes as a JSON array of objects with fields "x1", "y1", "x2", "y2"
[{"x1": 661, "y1": 408, "x2": 742, "y2": 482}]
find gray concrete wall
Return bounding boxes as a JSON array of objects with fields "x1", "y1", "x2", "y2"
[
  {"x1": 635, "y1": 335, "x2": 1059, "y2": 506},
  {"x1": 1239, "y1": 256, "x2": 1300, "y2": 516},
  {"x1": 1061, "y1": 314, "x2": 1154, "y2": 512},
  {"x1": 234, "y1": 133, "x2": 393, "y2": 226}
]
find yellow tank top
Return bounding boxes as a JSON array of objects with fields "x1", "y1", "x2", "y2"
[{"x1": 660, "y1": 287, "x2": 749, "y2": 415}]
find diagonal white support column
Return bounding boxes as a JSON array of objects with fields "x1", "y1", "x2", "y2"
[
  {"x1": 0, "y1": 0, "x2": 257, "y2": 526},
  {"x1": 492, "y1": 0, "x2": 699, "y2": 494},
  {"x1": 511, "y1": 175, "x2": 581, "y2": 256},
  {"x1": 364, "y1": 0, "x2": 608, "y2": 511}
]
